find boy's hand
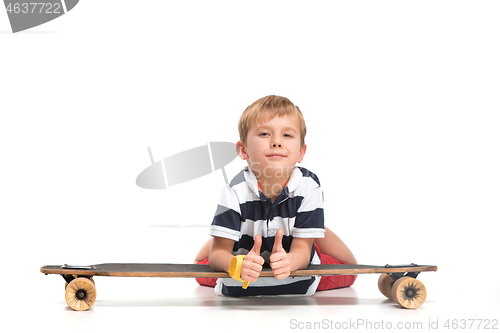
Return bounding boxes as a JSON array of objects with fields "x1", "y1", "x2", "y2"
[
  {"x1": 270, "y1": 229, "x2": 291, "y2": 279},
  {"x1": 241, "y1": 234, "x2": 264, "y2": 282}
]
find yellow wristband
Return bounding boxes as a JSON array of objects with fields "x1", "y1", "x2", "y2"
[{"x1": 228, "y1": 255, "x2": 250, "y2": 289}]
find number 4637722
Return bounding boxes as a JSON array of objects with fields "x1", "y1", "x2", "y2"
[
  {"x1": 6, "y1": 3, "x2": 62, "y2": 14},
  {"x1": 444, "y1": 319, "x2": 498, "y2": 330}
]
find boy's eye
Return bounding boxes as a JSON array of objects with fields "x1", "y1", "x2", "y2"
[
  {"x1": 284, "y1": 134, "x2": 292, "y2": 138},
  {"x1": 260, "y1": 133, "x2": 269, "y2": 137}
]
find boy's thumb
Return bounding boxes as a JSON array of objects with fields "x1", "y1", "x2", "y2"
[
  {"x1": 251, "y1": 234, "x2": 262, "y2": 255},
  {"x1": 272, "y1": 228, "x2": 284, "y2": 253}
]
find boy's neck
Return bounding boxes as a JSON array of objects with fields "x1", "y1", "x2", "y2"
[{"x1": 257, "y1": 176, "x2": 289, "y2": 203}]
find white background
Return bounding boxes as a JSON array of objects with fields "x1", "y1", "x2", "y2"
[{"x1": 1, "y1": 1, "x2": 499, "y2": 332}]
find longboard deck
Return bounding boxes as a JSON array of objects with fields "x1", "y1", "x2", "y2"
[
  {"x1": 42, "y1": 263, "x2": 438, "y2": 310},
  {"x1": 41, "y1": 263, "x2": 437, "y2": 278}
]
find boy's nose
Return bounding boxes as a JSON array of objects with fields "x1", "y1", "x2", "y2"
[{"x1": 272, "y1": 143, "x2": 282, "y2": 148}]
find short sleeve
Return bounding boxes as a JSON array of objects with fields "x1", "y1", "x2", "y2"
[
  {"x1": 209, "y1": 184, "x2": 242, "y2": 242},
  {"x1": 291, "y1": 186, "x2": 325, "y2": 238}
]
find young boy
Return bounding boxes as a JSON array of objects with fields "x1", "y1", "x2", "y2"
[{"x1": 195, "y1": 95, "x2": 357, "y2": 296}]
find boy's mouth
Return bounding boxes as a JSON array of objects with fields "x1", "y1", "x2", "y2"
[{"x1": 266, "y1": 154, "x2": 287, "y2": 159}]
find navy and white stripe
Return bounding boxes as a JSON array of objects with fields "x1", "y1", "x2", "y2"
[{"x1": 209, "y1": 166, "x2": 325, "y2": 296}]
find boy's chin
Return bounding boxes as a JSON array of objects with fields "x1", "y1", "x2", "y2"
[{"x1": 249, "y1": 163, "x2": 296, "y2": 178}]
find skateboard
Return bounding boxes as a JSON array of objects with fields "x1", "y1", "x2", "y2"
[{"x1": 40, "y1": 263, "x2": 437, "y2": 311}]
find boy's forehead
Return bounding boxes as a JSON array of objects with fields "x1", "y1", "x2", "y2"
[{"x1": 253, "y1": 113, "x2": 300, "y2": 130}]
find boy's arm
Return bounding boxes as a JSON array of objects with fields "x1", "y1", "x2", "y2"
[
  {"x1": 270, "y1": 229, "x2": 314, "y2": 279},
  {"x1": 288, "y1": 237, "x2": 315, "y2": 271},
  {"x1": 209, "y1": 236, "x2": 236, "y2": 273}
]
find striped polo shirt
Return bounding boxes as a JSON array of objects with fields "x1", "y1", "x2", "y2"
[{"x1": 209, "y1": 166, "x2": 326, "y2": 296}]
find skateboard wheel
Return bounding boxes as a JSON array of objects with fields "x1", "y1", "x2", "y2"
[
  {"x1": 65, "y1": 278, "x2": 96, "y2": 311},
  {"x1": 377, "y1": 273, "x2": 394, "y2": 301},
  {"x1": 391, "y1": 276, "x2": 426, "y2": 309}
]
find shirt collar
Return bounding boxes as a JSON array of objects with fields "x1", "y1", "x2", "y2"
[{"x1": 243, "y1": 166, "x2": 302, "y2": 197}]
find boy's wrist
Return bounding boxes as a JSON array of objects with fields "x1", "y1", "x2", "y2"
[{"x1": 228, "y1": 255, "x2": 249, "y2": 289}]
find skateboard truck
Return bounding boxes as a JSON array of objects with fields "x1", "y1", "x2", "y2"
[
  {"x1": 61, "y1": 264, "x2": 96, "y2": 270},
  {"x1": 60, "y1": 264, "x2": 95, "y2": 284},
  {"x1": 385, "y1": 263, "x2": 420, "y2": 281}
]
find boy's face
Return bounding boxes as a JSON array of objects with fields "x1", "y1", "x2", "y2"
[{"x1": 237, "y1": 114, "x2": 306, "y2": 182}]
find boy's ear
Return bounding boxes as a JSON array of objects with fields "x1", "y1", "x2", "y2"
[
  {"x1": 236, "y1": 140, "x2": 249, "y2": 160},
  {"x1": 297, "y1": 144, "x2": 307, "y2": 163}
]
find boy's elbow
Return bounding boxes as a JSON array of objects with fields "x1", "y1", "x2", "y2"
[
  {"x1": 345, "y1": 259, "x2": 358, "y2": 265},
  {"x1": 344, "y1": 254, "x2": 358, "y2": 265}
]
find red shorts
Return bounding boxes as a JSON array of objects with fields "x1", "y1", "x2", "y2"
[{"x1": 195, "y1": 243, "x2": 356, "y2": 291}]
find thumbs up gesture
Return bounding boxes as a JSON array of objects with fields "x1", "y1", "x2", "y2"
[
  {"x1": 241, "y1": 234, "x2": 265, "y2": 282},
  {"x1": 270, "y1": 229, "x2": 291, "y2": 279}
]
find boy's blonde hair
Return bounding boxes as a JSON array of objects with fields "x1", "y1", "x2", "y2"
[{"x1": 238, "y1": 95, "x2": 307, "y2": 147}]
